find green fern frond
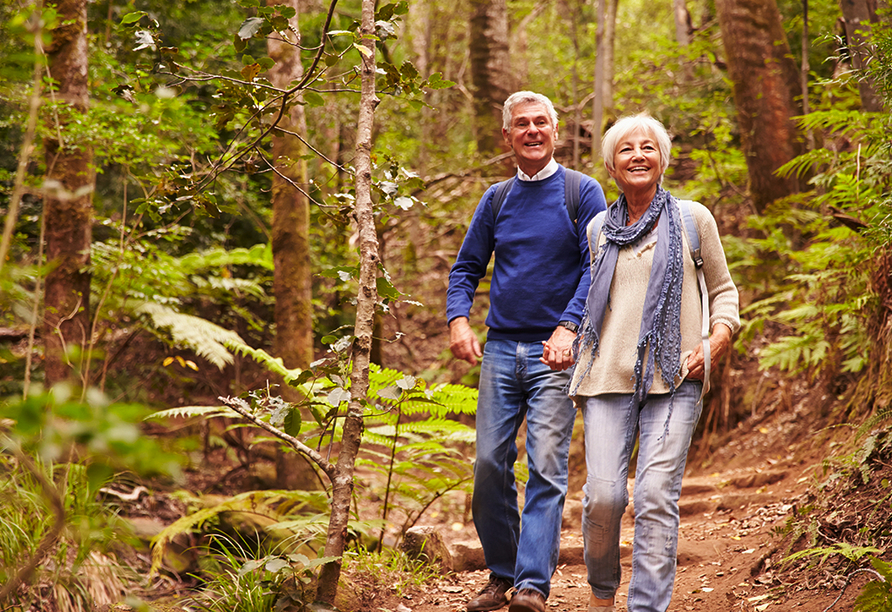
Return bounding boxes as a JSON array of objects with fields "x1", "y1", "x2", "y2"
[
  {"x1": 398, "y1": 419, "x2": 476, "y2": 442},
  {"x1": 178, "y1": 243, "x2": 273, "y2": 272},
  {"x1": 856, "y1": 409, "x2": 892, "y2": 441},
  {"x1": 150, "y1": 489, "x2": 320, "y2": 575},
  {"x1": 144, "y1": 405, "x2": 240, "y2": 421},
  {"x1": 782, "y1": 543, "x2": 882, "y2": 567},
  {"x1": 854, "y1": 557, "x2": 892, "y2": 612},
  {"x1": 137, "y1": 302, "x2": 243, "y2": 370},
  {"x1": 759, "y1": 334, "x2": 830, "y2": 373},
  {"x1": 796, "y1": 109, "x2": 872, "y2": 135},
  {"x1": 776, "y1": 148, "x2": 836, "y2": 180},
  {"x1": 423, "y1": 383, "x2": 479, "y2": 416}
]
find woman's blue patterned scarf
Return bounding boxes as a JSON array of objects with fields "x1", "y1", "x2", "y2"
[{"x1": 572, "y1": 186, "x2": 684, "y2": 410}]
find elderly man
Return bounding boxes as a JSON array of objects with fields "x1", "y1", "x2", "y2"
[{"x1": 446, "y1": 91, "x2": 607, "y2": 612}]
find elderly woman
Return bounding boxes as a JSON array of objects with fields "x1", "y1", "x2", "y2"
[{"x1": 570, "y1": 113, "x2": 740, "y2": 612}]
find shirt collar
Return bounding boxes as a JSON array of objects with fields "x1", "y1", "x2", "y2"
[{"x1": 516, "y1": 158, "x2": 559, "y2": 182}]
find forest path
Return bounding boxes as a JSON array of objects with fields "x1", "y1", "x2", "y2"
[{"x1": 400, "y1": 456, "x2": 865, "y2": 612}]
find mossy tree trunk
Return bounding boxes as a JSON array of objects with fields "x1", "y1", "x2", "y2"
[
  {"x1": 715, "y1": 0, "x2": 805, "y2": 213},
  {"x1": 266, "y1": 0, "x2": 319, "y2": 491},
  {"x1": 469, "y1": 0, "x2": 512, "y2": 159},
  {"x1": 43, "y1": 0, "x2": 94, "y2": 386},
  {"x1": 839, "y1": 0, "x2": 884, "y2": 111}
]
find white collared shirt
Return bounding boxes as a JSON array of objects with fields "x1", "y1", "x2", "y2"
[{"x1": 517, "y1": 158, "x2": 558, "y2": 182}]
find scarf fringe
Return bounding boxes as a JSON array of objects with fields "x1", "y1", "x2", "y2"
[{"x1": 572, "y1": 187, "x2": 685, "y2": 436}]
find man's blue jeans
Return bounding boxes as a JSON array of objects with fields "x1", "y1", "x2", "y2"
[
  {"x1": 580, "y1": 381, "x2": 703, "y2": 612},
  {"x1": 472, "y1": 339, "x2": 576, "y2": 598}
]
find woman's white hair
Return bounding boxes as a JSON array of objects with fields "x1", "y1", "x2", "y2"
[
  {"x1": 502, "y1": 91, "x2": 559, "y2": 132},
  {"x1": 601, "y1": 113, "x2": 672, "y2": 175}
]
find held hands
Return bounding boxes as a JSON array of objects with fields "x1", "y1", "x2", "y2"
[
  {"x1": 685, "y1": 323, "x2": 732, "y2": 380},
  {"x1": 541, "y1": 325, "x2": 577, "y2": 371},
  {"x1": 449, "y1": 317, "x2": 482, "y2": 365}
]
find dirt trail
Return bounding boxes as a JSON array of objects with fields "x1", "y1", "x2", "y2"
[{"x1": 397, "y1": 456, "x2": 866, "y2": 612}]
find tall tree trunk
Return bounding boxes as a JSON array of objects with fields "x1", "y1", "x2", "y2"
[
  {"x1": 591, "y1": 0, "x2": 606, "y2": 167},
  {"x1": 839, "y1": 0, "x2": 884, "y2": 111},
  {"x1": 715, "y1": 0, "x2": 805, "y2": 213},
  {"x1": 43, "y1": 0, "x2": 94, "y2": 386},
  {"x1": 266, "y1": 0, "x2": 317, "y2": 490},
  {"x1": 315, "y1": 0, "x2": 379, "y2": 602},
  {"x1": 801, "y1": 0, "x2": 816, "y2": 150},
  {"x1": 603, "y1": 0, "x2": 618, "y2": 123},
  {"x1": 674, "y1": 0, "x2": 693, "y2": 46},
  {"x1": 469, "y1": 0, "x2": 512, "y2": 158},
  {"x1": 408, "y1": 0, "x2": 433, "y2": 174}
]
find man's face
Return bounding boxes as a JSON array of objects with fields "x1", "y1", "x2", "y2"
[{"x1": 502, "y1": 102, "x2": 557, "y2": 177}]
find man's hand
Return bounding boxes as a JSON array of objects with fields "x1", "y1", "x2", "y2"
[
  {"x1": 686, "y1": 323, "x2": 732, "y2": 380},
  {"x1": 449, "y1": 317, "x2": 482, "y2": 365},
  {"x1": 541, "y1": 325, "x2": 577, "y2": 371}
]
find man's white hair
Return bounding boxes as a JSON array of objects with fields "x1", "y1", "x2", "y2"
[{"x1": 502, "y1": 91, "x2": 559, "y2": 132}]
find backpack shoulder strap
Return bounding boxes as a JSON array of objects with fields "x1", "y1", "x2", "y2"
[
  {"x1": 677, "y1": 199, "x2": 703, "y2": 268},
  {"x1": 586, "y1": 210, "x2": 608, "y2": 265},
  {"x1": 677, "y1": 198, "x2": 711, "y2": 404},
  {"x1": 564, "y1": 168, "x2": 583, "y2": 224},
  {"x1": 490, "y1": 177, "x2": 515, "y2": 222},
  {"x1": 492, "y1": 170, "x2": 584, "y2": 226}
]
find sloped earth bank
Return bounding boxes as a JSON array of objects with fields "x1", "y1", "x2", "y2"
[{"x1": 354, "y1": 412, "x2": 872, "y2": 612}]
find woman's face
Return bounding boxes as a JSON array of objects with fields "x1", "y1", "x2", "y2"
[{"x1": 608, "y1": 127, "x2": 662, "y2": 196}]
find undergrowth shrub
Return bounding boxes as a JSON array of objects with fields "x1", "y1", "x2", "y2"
[
  {"x1": 773, "y1": 429, "x2": 892, "y2": 586},
  {"x1": 184, "y1": 534, "x2": 328, "y2": 612},
  {"x1": 0, "y1": 386, "x2": 183, "y2": 609},
  {"x1": 854, "y1": 556, "x2": 892, "y2": 612}
]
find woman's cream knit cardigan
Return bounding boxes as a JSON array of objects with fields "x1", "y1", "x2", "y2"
[{"x1": 570, "y1": 200, "x2": 740, "y2": 397}]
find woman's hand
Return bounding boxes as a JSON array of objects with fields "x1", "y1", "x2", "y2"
[{"x1": 685, "y1": 323, "x2": 732, "y2": 380}]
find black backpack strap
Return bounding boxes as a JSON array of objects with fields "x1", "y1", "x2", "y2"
[
  {"x1": 491, "y1": 169, "x2": 583, "y2": 225},
  {"x1": 490, "y1": 177, "x2": 515, "y2": 221},
  {"x1": 564, "y1": 168, "x2": 583, "y2": 224}
]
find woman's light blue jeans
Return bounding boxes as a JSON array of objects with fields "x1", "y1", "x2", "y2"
[
  {"x1": 581, "y1": 381, "x2": 702, "y2": 612},
  {"x1": 473, "y1": 339, "x2": 576, "y2": 598}
]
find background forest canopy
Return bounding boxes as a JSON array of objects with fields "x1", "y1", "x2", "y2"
[{"x1": 2, "y1": 0, "x2": 892, "y2": 607}]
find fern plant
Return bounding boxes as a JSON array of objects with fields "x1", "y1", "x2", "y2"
[
  {"x1": 855, "y1": 556, "x2": 892, "y2": 612},
  {"x1": 183, "y1": 533, "x2": 334, "y2": 612},
  {"x1": 145, "y1": 341, "x2": 479, "y2": 568},
  {"x1": 356, "y1": 368, "x2": 476, "y2": 549},
  {"x1": 738, "y1": 101, "x2": 892, "y2": 393}
]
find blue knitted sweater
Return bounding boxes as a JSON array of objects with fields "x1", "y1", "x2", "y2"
[{"x1": 446, "y1": 165, "x2": 607, "y2": 342}]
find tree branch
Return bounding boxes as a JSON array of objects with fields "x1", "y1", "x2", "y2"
[{"x1": 218, "y1": 395, "x2": 336, "y2": 480}]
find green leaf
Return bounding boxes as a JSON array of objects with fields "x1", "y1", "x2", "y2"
[
  {"x1": 86, "y1": 462, "x2": 114, "y2": 494},
  {"x1": 354, "y1": 43, "x2": 373, "y2": 58},
  {"x1": 304, "y1": 91, "x2": 325, "y2": 107},
  {"x1": 234, "y1": 33, "x2": 247, "y2": 53},
  {"x1": 376, "y1": 276, "x2": 402, "y2": 300},
  {"x1": 426, "y1": 72, "x2": 455, "y2": 90},
  {"x1": 120, "y1": 11, "x2": 147, "y2": 25},
  {"x1": 238, "y1": 17, "x2": 264, "y2": 40},
  {"x1": 283, "y1": 407, "x2": 301, "y2": 437},
  {"x1": 266, "y1": 557, "x2": 290, "y2": 573}
]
